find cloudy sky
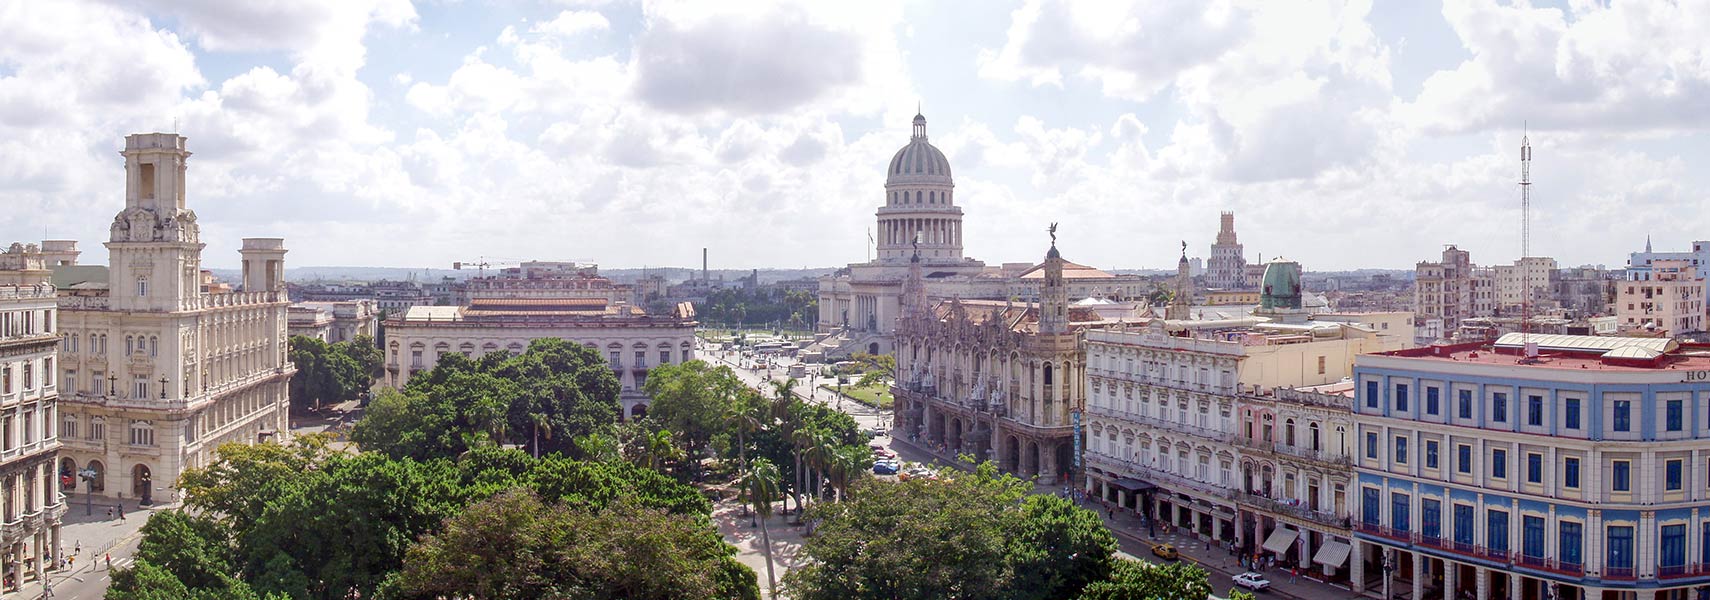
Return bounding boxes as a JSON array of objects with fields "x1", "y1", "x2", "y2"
[{"x1": 2, "y1": 0, "x2": 1706, "y2": 272}]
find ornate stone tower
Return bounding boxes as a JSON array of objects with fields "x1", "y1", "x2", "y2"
[
  {"x1": 900, "y1": 233, "x2": 928, "y2": 322},
  {"x1": 106, "y1": 133, "x2": 204, "y2": 312},
  {"x1": 1040, "y1": 224, "x2": 1068, "y2": 335},
  {"x1": 1167, "y1": 241, "x2": 1192, "y2": 320},
  {"x1": 240, "y1": 238, "x2": 288, "y2": 294}
]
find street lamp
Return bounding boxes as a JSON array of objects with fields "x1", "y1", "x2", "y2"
[
  {"x1": 1381, "y1": 550, "x2": 1396, "y2": 600},
  {"x1": 158, "y1": 375, "x2": 168, "y2": 399},
  {"x1": 107, "y1": 374, "x2": 117, "y2": 397}
]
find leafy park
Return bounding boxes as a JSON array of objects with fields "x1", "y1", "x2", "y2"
[{"x1": 107, "y1": 338, "x2": 1242, "y2": 600}]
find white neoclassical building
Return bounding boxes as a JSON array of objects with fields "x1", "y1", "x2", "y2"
[
  {"x1": 53, "y1": 133, "x2": 294, "y2": 505},
  {"x1": 0, "y1": 244, "x2": 65, "y2": 592},
  {"x1": 383, "y1": 298, "x2": 697, "y2": 420}
]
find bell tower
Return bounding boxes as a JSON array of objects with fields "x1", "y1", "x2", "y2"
[{"x1": 106, "y1": 133, "x2": 204, "y2": 312}]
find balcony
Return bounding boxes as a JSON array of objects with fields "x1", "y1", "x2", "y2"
[
  {"x1": 1603, "y1": 566, "x2": 1636, "y2": 581},
  {"x1": 1235, "y1": 436, "x2": 1352, "y2": 468},
  {"x1": 1087, "y1": 454, "x2": 1233, "y2": 500},
  {"x1": 1238, "y1": 492, "x2": 1347, "y2": 529},
  {"x1": 1087, "y1": 405, "x2": 1233, "y2": 442},
  {"x1": 1657, "y1": 563, "x2": 1708, "y2": 580}
]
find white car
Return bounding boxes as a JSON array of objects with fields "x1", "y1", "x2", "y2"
[{"x1": 1232, "y1": 572, "x2": 1271, "y2": 591}]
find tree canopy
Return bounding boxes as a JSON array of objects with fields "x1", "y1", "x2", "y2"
[
  {"x1": 287, "y1": 336, "x2": 377, "y2": 411},
  {"x1": 784, "y1": 461, "x2": 1115, "y2": 600},
  {"x1": 128, "y1": 439, "x2": 756, "y2": 600},
  {"x1": 350, "y1": 338, "x2": 620, "y2": 461}
]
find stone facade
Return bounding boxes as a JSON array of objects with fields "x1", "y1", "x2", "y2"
[
  {"x1": 54, "y1": 134, "x2": 294, "y2": 506},
  {"x1": 383, "y1": 299, "x2": 697, "y2": 420},
  {"x1": 0, "y1": 244, "x2": 65, "y2": 592},
  {"x1": 287, "y1": 300, "x2": 378, "y2": 343},
  {"x1": 893, "y1": 241, "x2": 1094, "y2": 481},
  {"x1": 1208, "y1": 211, "x2": 1247, "y2": 290}
]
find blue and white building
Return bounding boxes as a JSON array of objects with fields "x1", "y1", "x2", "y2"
[{"x1": 1353, "y1": 333, "x2": 1710, "y2": 600}]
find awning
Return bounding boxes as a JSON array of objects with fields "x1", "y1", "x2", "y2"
[
  {"x1": 1313, "y1": 540, "x2": 1352, "y2": 568},
  {"x1": 1262, "y1": 527, "x2": 1299, "y2": 555},
  {"x1": 1110, "y1": 478, "x2": 1155, "y2": 492}
]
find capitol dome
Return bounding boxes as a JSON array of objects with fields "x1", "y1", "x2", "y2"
[{"x1": 886, "y1": 113, "x2": 953, "y2": 184}]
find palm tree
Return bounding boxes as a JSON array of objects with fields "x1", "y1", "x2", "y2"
[
  {"x1": 642, "y1": 429, "x2": 682, "y2": 472},
  {"x1": 788, "y1": 426, "x2": 816, "y2": 523},
  {"x1": 806, "y1": 430, "x2": 836, "y2": 502},
  {"x1": 529, "y1": 412, "x2": 553, "y2": 459},
  {"x1": 724, "y1": 396, "x2": 762, "y2": 471},
  {"x1": 744, "y1": 458, "x2": 783, "y2": 599},
  {"x1": 828, "y1": 445, "x2": 870, "y2": 502}
]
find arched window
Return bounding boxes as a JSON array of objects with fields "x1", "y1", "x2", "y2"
[
  {"x1": 1284, "y1": 418, "x2": 1296, "y2": 446},
  {"x1": 1310, "y1": 422, "x2": 1322, "y2": 451},
  {"x1": 125, "y1": 336, "x2": 134, "y2": 355},
  {"x1": 136, "y1": 277, "x2": 149, "y2": 297},
  {"x1": 149, "y1": 336, "x2": 158, "y2": 357}
]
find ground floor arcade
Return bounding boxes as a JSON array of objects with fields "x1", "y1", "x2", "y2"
[
  {"x1": 1355, "y1": 539, "x2": 1708, "y2": 600},
  {"x1": 895, "y1": 389, "x2": 1073, "y2": 481}
]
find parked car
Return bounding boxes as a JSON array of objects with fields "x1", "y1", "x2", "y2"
[
  {"x1": 1150, "y1": 543, "x2": 1178, "y2": 560},
  {"x1": 872, "y1": 462, "x2": 899, "y2": 475},
  {"x1": 1232, "y1": 572, "x2": 1271, "y2": 591}
]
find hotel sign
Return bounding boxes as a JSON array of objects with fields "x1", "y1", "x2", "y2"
[{"x1": 1685, "y1": 371, "x2": 1710, "y2": 383}]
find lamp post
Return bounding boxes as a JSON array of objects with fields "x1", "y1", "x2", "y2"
[
  {"x1": 107, "y1": 374, "x2": 117, "y2": 398},
  {"x1": 1381, "y1": 550, "x2": 1396, "y2": 600},
  {"x1": 158, "y1": 375, "x2": 168, "y2": 399}
]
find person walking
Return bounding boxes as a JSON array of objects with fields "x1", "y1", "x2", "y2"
[
  {"x1": 42, "y1": 581, "x2": 54, "y2": 598},
  {"x1": 105, "y1": 554, "x2": 111, "y2": 570}
]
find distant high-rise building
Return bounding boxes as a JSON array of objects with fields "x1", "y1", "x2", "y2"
[{"x1": 1207, "y1": 212, "x2": 1247, "y2": 289}]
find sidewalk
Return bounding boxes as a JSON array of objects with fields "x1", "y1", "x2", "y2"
[
  {"x1": 1091, "y1": 501, "x2": 1371, "y2": 600},
  {"x1": 10, "y1": 496, "x2": 163, "y2": 599}
]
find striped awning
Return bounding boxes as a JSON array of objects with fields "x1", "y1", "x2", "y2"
[
  {"x1": 1262, "y1": 527, "x2": 1299, "y2": 555},
  {"x1": 1313, "y1": 540, "x2": 1352, "y2": 568}
]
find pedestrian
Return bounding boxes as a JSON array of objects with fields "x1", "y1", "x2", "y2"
[
  {"x1": 106, "y1": 507, "x2": 113, "y2": 520},
  {"x1": 1289, "y1": 567, "x2": 1298, "y2": 584},
  {"x1": 106, "y1": 554, "x2": 111, "y2": 570},
  {"x1": 43, "y1": 581, "x2": 53, "y2": 598},
  {"x1": 74, "y1": 541, "x2": 80, "y2": 555},
  {"x1": 68, "y1": 555, "x2": 74, "y2": 569},
  {"x1": 1106, "y1": 507, "x2": 1113, "y2": 519}
]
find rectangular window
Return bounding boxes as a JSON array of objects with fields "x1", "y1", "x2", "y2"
[
  {"x1": 1487, "y1": 509, "x2": 1509, "y2": 555},
  {"x1": 1492, "y1": 393, "x2": 1507, "y2": 423},
  {"x1": 1565, "y1": 398, "x2": 1581, "y2": 430},
  {"x1": 1453, "y1": 504, "x2": 1475, "y2": 545},
  {"x1": 1457, "y1": 390, "x2": 1473, "y2": 420},
  {"x1": 1661, "y1": 524, "x2": 1686, "y2": 568},
  {"x1": 1365, "y1": 381, "x2": 1379, "y2": 409},
  {"x1": 1527, "y1": 395, "x2": 1543, "y2": 426},
  {"x1": 1667, "y1": 459, "x2": 1684, "y2": 491},
  {"x1": 1491, "y1": 448, "x2": 1507, "y2": 479},
  {"x1": 1362, "y1": 488, "x2": 1380, "y2": 525},
  {"x1": 1559, "y1": 522, "x2": 1583, "y2": 566},
  {"x1": 1668, "y1": 400, "x2": 1684, "y2": 432},
  {"x1": 1612, "y1": 460, "x2": 1631, "y2": 492},
  {"x1": 1391, "y1": 492, "x2": 1410, "y2": 533},
  {"x1": 1425, "y1": 387, "x2": 1440, "y2": 416},
  {"x1": 1365, "y1": 432, "x2": 1378, "y2": 459},
  {"x1": 1457, "y1": 444, "x2": 1472, "y2": 474},
  {"x1": 1607, "y1": 525, "x2": 1634, "y2": 570},
  {"x1": 1394, "y1": 436, "x2": 1408, "y2": 465},
  {"x1": 1523, "y1": 515, "x2": 1545, "y2": 558},
  {"x1": 1613, "y1": 400, "x2": 1632, "y2": 432},
  {"x1": 1395, "y1": 384, "x2": 1409, "y2": 412},
  {"x1": 1425, "y1": 440, "x2": 1439, "y2": 469},
  {"x1": 1527, "y1": 453, "x2": 1542, "y2": 484},
  {"x1": 1563, "y1": 457, "x2": 1580, "y2": 488},
  {"x1": 659, "y1": 350, "x2": 670, "y2": 365},
  {"x1": 1422, "y1": 499, "x2": 1441, "y2": 539}
]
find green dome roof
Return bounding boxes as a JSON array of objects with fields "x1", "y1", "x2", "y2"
[{"x1": 1259, "y1": 259, "x2": 1302, "y2": 310}]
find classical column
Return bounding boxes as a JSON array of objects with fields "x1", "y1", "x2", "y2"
[
  {"x1": 1507, "y1": 572, "x2": 1521, "y2": 600},
  {"x1": 1350, "y1": 541, "x2": 1365, "y2": 593},
  {"x1": 1443, "y1": 559, "x2": 1457, "y2": 599},
  {"x1": 1412, "y1": 552, "x2": 1425, "y2": 600},
  {"x1": 1634, "y1": 589, "x2": 1656, "y2": 600},
  {"x1": 1474, "y1": 566, "x2": 1489, "y2": 600}
]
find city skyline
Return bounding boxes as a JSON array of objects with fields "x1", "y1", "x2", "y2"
[{"x1": 3, "y1": 1, "x2": 1707, "y2": 271}]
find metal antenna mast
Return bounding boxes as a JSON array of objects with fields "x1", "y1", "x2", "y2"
[{"x1": 1519, "y1": 125, "x2": 1536, "y2": 357}]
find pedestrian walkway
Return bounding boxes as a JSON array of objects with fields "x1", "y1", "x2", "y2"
[
  {"x1": 12, "y1": 496, "x2": 162, "y2": 599},
  {"x1": 1091, "y1": 500, "x2": 1369, "y2": 600}
]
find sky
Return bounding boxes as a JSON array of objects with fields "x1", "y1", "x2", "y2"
[{"x1": 1, "y1": 0, "x2": 1707, "y2": 272}]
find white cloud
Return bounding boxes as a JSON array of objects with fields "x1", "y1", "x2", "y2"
[
  {"x1": 532, "y1": 10, "x2": 610, "y2": 38},
  {"x1": 1405, "y1": 0, "x2": 1710, "y2": 135}
]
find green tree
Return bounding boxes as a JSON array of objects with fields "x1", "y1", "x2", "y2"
[
  {"x1": 644, "y1": 361, "x2": 744, "y2": 476},
  {"x1": 785, "y1": 461, "x2": 1119, "y2": 600},
  {"x1": 378, "y1": 489, "x2": 759, "y2": 600},
  {"x1": 1076, "y1": 560, "x2": 1222, "y2": 600},
  {"x1": 744, "y1": 458, "x2": 783, "y2": 599},
  {"x1": 1005, "y1": 495, "x2": 1119, "y2": 600}
]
